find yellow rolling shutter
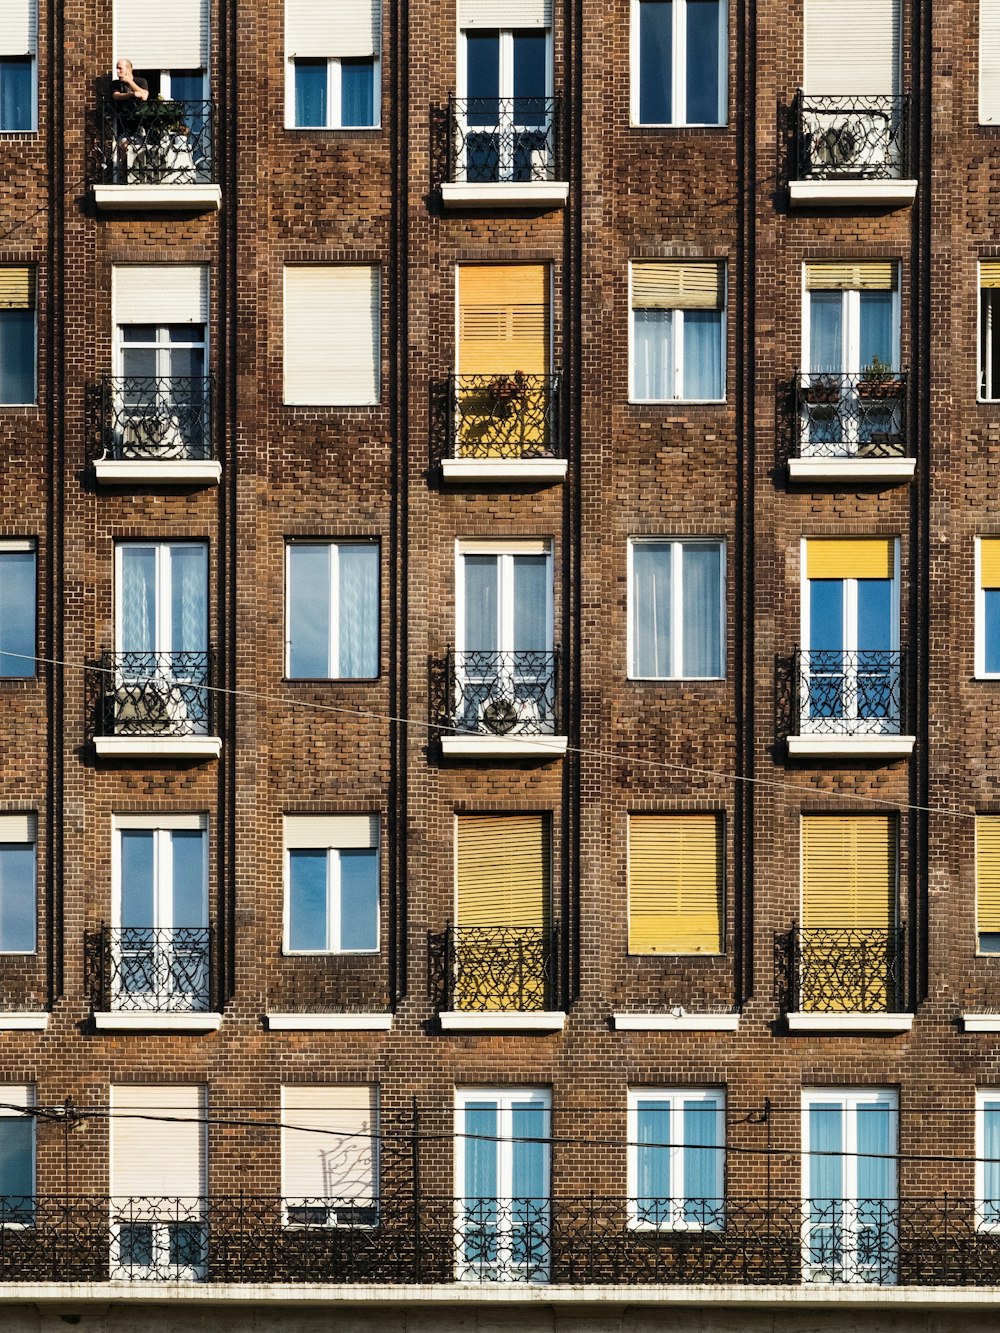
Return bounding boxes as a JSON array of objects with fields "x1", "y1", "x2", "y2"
[
  {"x1": 631, "y1": 262, "x2": 724, "y2": 310},
  {"x1": 458, "y1": 265, "x2": 549, "y2": 376},
  {"x1": 0, "y1": 268, "x2": 34, "y2": 310},
  {"x1": 977, "y1": 817, "x2": 1000, "y2": 936},
  {"x1": 805, "y1": 262, "x2": 897, "y2": 290},
  {"x1": 981, "y1": 539, "x2": 1000, "y2": 588},
  {"x1": 456, "y1": 814, "x2": 550, "y2": 928},
  {"x1": 982, "y1": 262, "x2": 1000, "y2": 289},
  {"x1": 806, "y1": 538, "x2": 895, "y2": 580},
  {"x1": 628, "y1": 815, "x2": 723, "y2": 954}
]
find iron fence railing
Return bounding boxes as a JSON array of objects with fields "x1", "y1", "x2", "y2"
[
  {"x1": 94, "y1": 98, "x2": 216, "y2": 185},
  {"x1": 2, "y1": 1197, "x2": 1000, "y2": 1285},
  {"x1": 795, "y1": 92, "x2": 910, "y2": 180},
  {"x1": 446, "y1": 373, "x2": 561, "y2": 460},
  {"x1": 776, "y1": 925, "x2": 907, "y2": 1014},
  {"x1": 447, "y1": 95, "x2": 561, "y2": 183},
  {"x1": 794, "y1": 372, "x2": 908, "y2": 459},
  {"x1": 445, "y1": 649, "x2": 559, "y2": 737},
  {"x1": 97, "y1": 375, "x2": 214, "y2": 463},
  {"x1": 87, "y1": 925, "x2": 214, "y2": 1013},
  {"x1": 433, "y1": 924, "x2": 563, "y2": 1012},
  {"x1": 794, "y1": 648, "x2": 905, "y2": 736},
  {"x1": 96, "y1": 650, "x2": 215, "y2": 739}
]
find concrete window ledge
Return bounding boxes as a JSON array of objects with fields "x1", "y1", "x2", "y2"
[
  {"x1": 0, "y1": 1012, "x2": 49, "y2": 1031},
  {"x1": 94, "y1": 736, "x2": 222, "y2": 760},
  {"x1": 788, "y1": 179, "x2": 918, "y2": 208},
  {"x1": 93, "y1": 1012, "x2": 222, "y2": 1033},
  {"x1": 439, "y1": 1011, "x2": 566, "y2": 1033},
  {"x1": 787, "y1": 734, "x2": 915, "y2": 758},
  {"x1": 962, "y1": 1013, "x2": 1000, "y2": 1032},
  {"x1": 441, "y1": 735, "x2": 568, "y2": 760},
  {"x1": 785, "y1": 1012, "x2": 913, "y2": 1034},
  {"x1": 94, "y1": 459, "x2": 222, "y2": 486},
  {"x1": 440, "y1": 181, "x2": 569, "y2": 210},
  {"x1": 265, "y1": 1012, "x2": 393, "y2": 1031},
  {"x1": 92, "y1": 184, "x2": 223, "y2": 212},
  {"x1": 441, "y1": 458, "x2": 567, "y2": 485},
  {"x1": 612, "y1": 1012, "x2": 740, "y2": 1032},
  {"x1": 787, "y1": 457, "x2": 916, "y2": 485}
]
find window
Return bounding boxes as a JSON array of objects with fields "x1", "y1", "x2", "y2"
[
  {"x1": 0, "y1": 541, "x2": 35, "y2": 679},
  {"x1": 286, "y1": 0, "x2": 380, "y2": 127},
  {"x1": 114, "y1": 0, "x2": 209, "y2": 96},
  {"x1": 0, "y1": 268, "x2": 36, "y2": 405},
  {"x1": 110, "y1": 1084, "x2": 207, "y2": 1280},
  {"x1": 282, "y1": 1085, "x2": 378, "y2": 1226},
  {"x1": 631, "y1": 0, "x2": 725, "y2": 125},
  {"x1": 804, "y1": 0, "x2": 899, "y2": 97},
  {"x1": 801, "y1": 1089, "x2": 898, "y2": 1285},
  {"x1": 982, "y1": 266, "x2": 1000, "y2": 400},
  {"x1": 800, "y1": 538, "x2": 900, "y2": 733},
  {"x1": 628, "y1": 1088, "x2": 724, "y2": 1230},
  {"x1": 457, "y1": 16, "x2": 551, "y2": 182},
  {"x1": 284, "y1": 815, "x2": 379, "y2": 954},
  {"x1": 0, "y1": 814, "x2": 35, "y2": 955},
  {"x1": 455, "y1": 1088, "x2": 550, "y2": 1282},
  {"x1": 630, "y1": 262, "x2": 725, "y2": 401},
  {"x1": 0, "y1": 2, "x2": 36, "y2": 132},
  {"x1": 977, "y1": 538, "x2": 1000, "y2": 675},
  {"x1": 976, "y1": 816, "x2": 1000, "y2": 953},
  {"x1": 628, "y1": 538, "x2": 725, "y2": 679},
  {"x1": 977, "y1": 1092, "x2": 1000, "y2": 1227},
  {"x1": 283, "y1": 266, "x2": 380, "y2": 406},
  {"x1": 627, "y1": 813, "x2": 723, "y2": 954},
  {"x1": 286, "y1": 542, "x2": 379, "y2": 679},
  {"x1": 0, "y1": 1086, "x2": 34, "y2": 1222},
  {"x1": 112, "y1": 815, "x2": 209, "y2": 1010},
  {"x1": 983, "y1": 0, "x2": 1000, "y2": 123}
]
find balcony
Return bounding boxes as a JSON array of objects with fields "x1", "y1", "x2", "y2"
[
  {"x1": 775, "y1": 925, "x2": 912, "y2": 1033},
  {"x1": 788, "y1": 372, "x2": 914, "y2": 484},
  {"x1": 438, "y1": 650, "x2": 566, "y2": 759},
  {"x1": 789, "y1": 92, "x2": 916, "y2": 207},
  {"x1": 440, "y1": 373, "x2": 565, "y2": 484},
  {"x1": 86, "y1": 925, "x2": 221, "y2": 1033},
  {"x1": 786, "y1": 648, "x2": 914, "y2": 758},
  {"x1": 431, "y1": 924, "x2": 564, "y2": 1032},
  {"x1": 94, "y1": 375, "x2": 219, "y2": 485},
  {"x1": 441, "y1": 95, "x2": 568, "y2": 210},
  {"x1": 92, "y1": 97, "x2": 221, "y2": 212},
  {"x1": 93, "y1": 650, "x2": 221, "y2": 761}
]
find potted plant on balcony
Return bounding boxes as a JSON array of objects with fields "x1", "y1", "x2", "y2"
[
  {"x1": 487, "y1": 370, "x2": 527, "y2": 419},
  {"x1": 857, "y1": 355, "x2": 903, "y2": 400},
  {"x1": 800, "y1": 372, "x2": 841, "y2": 405}
]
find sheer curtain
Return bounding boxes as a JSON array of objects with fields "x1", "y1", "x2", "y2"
[
  {"x1": 288, "y1": 545, "x2": 331, "y2": 678},
  {"x1": 636, "y1": 1101, "x2": 671, "y2": 1215},
  {"x1": 681, "y1": 543, "x2": 721, "y2": 676},
  {"x1": 633, "y1": 309, "x2": 673, "y2": 399},
  {"x1": 809, "y1": 292, "x2": 844, "y2": 373},
  {"x1": 632, "y1": 543, "x2": 672, "y2": 676},
  {"x1": 683, "y1": 311, "x2": 723, "y2": 399},
  {"x1": 463, "y1": 556, "x2": 499, "y2": 651},
  {"x1": 985, "y1": 1104, "x2": 1000, "y2": 1218},
  {"x1": 859, "y1": 292, "x2": 894, "y2": 369},
  {"x1": 170, "y1": 544, "x2": 208, "y2": 654},
  {"x1": 513, "y1": 556, "x2": 548, "y2": 652},
  {"x1": 338, "y1": 544, "x2": 379, "y2": 677},
  {"x1": 120, "y1": 546, "x2": 156, "y2": 652},
  {"x1": 682, "y1": 1099, "x2": 721, "y2": 1221}
]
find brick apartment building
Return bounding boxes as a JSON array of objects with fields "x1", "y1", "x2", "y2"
[{"x1": 0, "y1": 0, "x2": 997, "y2": 1326}]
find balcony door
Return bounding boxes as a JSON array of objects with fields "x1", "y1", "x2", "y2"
[{"x1": 459, "y1": 21, "x2": 550, "y2": 182}]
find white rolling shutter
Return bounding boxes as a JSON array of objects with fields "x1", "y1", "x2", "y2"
[
  {"x1": 115, "y1": 0, "x2": 208, "y2": 69},
  {"x1": 285, "y1": 0, "x2": 381, "y2": 57},
  {"x1": 0, "y1": 1085, "x2": 33, "y2": 1114},
  {"x1": 113, "y1": 266, "x2": 209, "y2": 326},
  {"x1": 0, "y1": 814, "x2": 35, "y2": 843},
  {"x1": 284, "y1": 815, "x2": 379, "y2": 849},
  {"x1": 459, "y1": 0, "x2": 551, "y2": 25},
  {"x1": 283, "y1": 266, "x2": 380, "y2": 406},
  {"x1": 282, "y1": 1085, "x2": 377, "y2": 1203},
  {"x1": 983, "y1": 0, "x2": 1000, "y2": 122},
  {"x1": 0, "y1": 1, "x2": 37, "y2": 55},
  {"x1": 111, "y1": 1085, "x2": 206, "y2": 1202},
  {"x1": 804, "y1": 0, "x2": 899, "y2": 95}
]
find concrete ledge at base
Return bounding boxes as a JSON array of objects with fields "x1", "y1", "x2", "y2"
[
  {"x1": 785, "y1": 1012, "x2": 914, "y2": 1034},
  {"x1": 440, "y1": 181, "x2": 569, "y2": 210},
  {"x1": 441, "y1": 458, "x2": 568, "y2": 484},
  {"x1": 265, "y1": 1012, "x2": 393, "y2": 1031},
  {"x1": 440, "y1": 735, "x2": 568, "y2": 760},
  {"x1": 962, "y1": 1013, "x2": 1000, "y2": 1032},
  {"x1": 788, "y1": 179, "x2": 918, "y2": 207},
  {"x1": 612, "y1": 1012, "x2": 739, "y2": 1032},
  {"x1": 439, "y1": 1010, "x2": 566, "y2": 1033},
  {"x1": 787, "y1": 458, "x2": 916, "y2": 484},
  {"x1": 786, "y1": 734, "x2": 915, "y2": 758},
  {"x1": 94, "y1": 460, "x2": 222, "y2": 486},
  {"x1": 93, "y1": 736, "x2": 222, "y2": 760},
  {"x1": 92, "y1": 184, "x2": 222, "y2": 212},
  {"x1": 93, "y1": 1012, "x2": 222, "y2": 1033},
  {"x1": 0, "y1": 1012, "x2": 49, "y2": 1031}
]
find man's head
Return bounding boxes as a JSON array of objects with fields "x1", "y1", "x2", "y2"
[{"x1": 115, "y1": 59, "x2": 134, "y2": 79}]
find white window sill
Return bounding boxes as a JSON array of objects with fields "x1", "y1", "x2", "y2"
[
  {"x1": 785, "y1": 1012, "x2": 913, "y2": 1034},
  {"x1": 962, "y1": 1013, "x2": 1000, "y2": 1032},
  {"x1": 439, "y1": 1011, "x2": 565, "y2": 1033},
  {"x1": 441, "y1": 734, "x2": 568, "y2": 760},
  {"x1": 94, "y1": 459, "x2": 221, "y2": 486},
  {"x1": 441, "y1": 458, "x2": 567, "y2": 484},
  {"x1": 788, "y1": 179, "x2": 918, "y2": 208},
  {"x1": 92, "y1": 184, "x2": 222, "y2": 213},
  {"x1": 612, "y1": 1012, "x2": 739, "y2": 1032},
  {"x1": 94, "y1": 736, "x2": 222, "y2": 760},
  {"x1": 0, "y1": 1012, "x2": 48, "y2": 1031},
  {"x1": 93, "y1": 1011, "x2": 222, "y2": 1033},
  {"x1": 787, "y1": 457, "x2": 915, "y2": 484},
  {"x1": 628, "y1": 397, "x2": 726, "y2": 407},
  {"x1": 787, "y1": 734, "x2": 915, "y2": 758},
  {"x1": 265, "y1": 1012, "x2": 392, "y2": 1031},
  {"x1": 441, "y1": 181, "x2": 569, "y2": 210}
]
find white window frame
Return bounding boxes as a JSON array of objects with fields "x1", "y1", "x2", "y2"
[
  {"x1": 111, "y1": 816, "x2": 209, "y2": 931},
  {"x1": 800, "y1": 268, "x2": 901, "y2": 375},
  {"x1": 455, "y1": 29, "x2": 553, "y2": 181},
  {"x1": 628, "y1": 263, "x2": 727, "y2": 403},
  {"x1": 284, "y1": 540, "x2": 381, "y2": 680},
  {"x1": 0, "y1": 57, "x2": 36, "y2": 134},
  {"x1": 0, "y1": 539, "x2": 36, "y2": 679},
  {"x1": 285, "y1": 54, "x2": 382, "y2": 129},
  {"x1": 629, "y1": 0, "x2": 727, "y2": 127},
  {"x1": 977, "y1": 1091, "x2": 1000, "y2": 1230},
  {"x1": 283, "y1": 820, "x2": 380, "y2": 956},
  {"x1": 0, "y1": 1086, "x2": 35, "y2": 1225},
  {"x1": 626, "y1": 537, "x2": 726, "y2": 681},
  {"x1": 114, "y1": 541, "x2": 208, "y2": 655},
  {"x1": 455, "y1": 540, "x2": 554, "y2": 656},
  {"x1": 975, "y1": 537, "x2": 1000, "y2": 678},
  {"x1": 0, "y1": 816, "x2": 36, "y2": 956},
  {"x1": 280, "y1": 1085, "x2": 380, "y2": 1229},
  {"x1": 0, "y1": 273, "x2": 37, "y2": 407},
  {"x1": 116, "y1": 322, "x2": 208, "y2": 380},
  {"x1": 627, "y1": 1087, "x2": 725, "y2": 1231}
]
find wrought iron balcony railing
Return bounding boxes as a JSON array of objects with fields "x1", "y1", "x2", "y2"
[
  {"x1": 447, "y1": 373, "x2": 561, "y2": 460},
  {"x1": 432, "y1": 923, "x2": 563, "y2": 1012},
  {"x1": 776, "y1": 924, "x2": 908, "y2": 1014},
  {"x1": 447, "y1": 95, "x2": 562, "y2": 183},
  {"x1": 98, "y1": 375, "x2": 214, "y2": 463},
  {"x1": 94, "y1": 98, "x2": 216, "y2": 185},
  {"x1": 794, "y1": 372, "x2": 908, "y2": 459},
  {"x1": 96, "y1": 650, "x2": 215, "y2": 739},
  {"x1": 87, "y1": 924, "x2": 214, "y2": 1013},
  {"x1": 445, "y1": 649, "x2": 560, "y2": 737},
  {"x1": 794, "y1": 648, "x2": 905, "y2": 736},
  {"x1": 795, "y1": 92, "x2": 910, "y2": 180}
]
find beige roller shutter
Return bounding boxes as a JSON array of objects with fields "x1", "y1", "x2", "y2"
[
  {"x1": 0, "y1": 269, "x2": 35, "y2": 310},
  {"x1": 115, "y1": 0, "x2": 208, "y2": 69},
  {"x1": 285, "y1": 0, "x2": 381, "y2": 57},
  {"x1": 983, "y1": 0, "x2": 1000, "y2": 122},
  {"x1": 631, "y1": 262, "x2": 724, "y2": 310},
  {"x1": 111, "y1": 1085, "x2": 206, "y2": 1203},
  {"x1": 982, "y1": 261, "x2": 1000, "y2": 289},
  {"x1": 978, "y1": 816, "x2": 1000, "y2": 935},
  {"x1": 456, "y1": 814, "x2": 550, "y2": 929},
  {"x1": 115, "y1": 813, "x2": 208, "y2": 831},
  {"x1": 458, "y1": 265, "x2": 549, "y2": 376},
  {"x1": 981, "y1": 539, "x2": 1000, "y2": 588},
  {"x1": 0, "y1": 1085, "x2": 33, "y2": 1114},
  {"x1": 806, "y1": 538, "x2": 895, "y2": 580},
  {"x1": 282, "y1": 1085, "x2": 377, "y2": 1203},
  {"x1": 804, "y1": 0, "x2": 899, "y2": 95},
  {"x1": 114, "y1": 266, "x2": 208, "y2": 325},
  {"x1": 801, "y1": 815, "x2": 897, "y2": 930},
  {"x1": 0, "y1": 814, "x2": 35, "y2": 843},
  {"x1": 459, "y1": 0, "x2": 551, "y2": 25},
  {"x1": 805, "y1": 262, "x2": 897, "y2": 291},
  {"x1": 0, "y1": 1, "x2": 37, "y2": 54},
  {"x1": 284, "y1": 266, "x2": 380, "y2": 406},
  {"x1": 284, "y1": 815, "x2": 379, "y2": 849},
  {"x1": 628, "y1": 814, "x2": 724, "y2": 954}
]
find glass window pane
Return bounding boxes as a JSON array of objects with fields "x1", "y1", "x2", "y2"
[
  {"x1": 288, "y1": 849, "x2": 328, "y2": 951},
  {"x1": 463, "y1": 1103, "x2": 498, "y2": 1197},
  {"x1": 857, "y1": 1103, "x2": 895, "y2": 1201},
  {"x1": 463, "y1": 555, "x2": 499, "y2": 650},
  {"x1": 168, "y1": 70, "x2": 205, "y2": 102},
  {"x1": 513, "y1": 31, "x2": 547, "y2": 122},
  {"x1": 341, "y1": 58, "x2": 375, "y2": 127},
  {"x1": 682, "y1": 1101, "x2": 720, "y2": 1213},
  {"x1": 633, "y1": 308, "x2": 673, "y2": 399},
  {"x1": 857, "y1": 579, "x2": 892, "y2": 652},
  {"x1": 121, "y1": 346, "x2": 157, "y2": 380},
  {"x1": 808, "y1": 1103, "x2": 844, "y2": 1202},
  {"x1": 0, "y1": 551, "x2": 34, "y2": 678},
  {"x1": 339, "y1": 848, "x2": 378, "y2": 951},
  {"x1": 120, "y1": 546, "x2": 157, "y2": 652},
  {"x1": 632, "y1": 542, "x2": 672, "y2": 676},
  {"x1": 638, "y1": 0, "x2": 672, "y2": 123},
  {"x1": 120, "y1": 831, "x2": 155, "y2": 927},
  {"x1": 169, "y1": 544, "x2": 208, "y2": 654},
  {"x1": 859, "y1": 291, "x2": 894, "y2": 370},
  {"x1": 986, "y1": 589, "x2": 1000, "y2": 673},
  {"x1": 0, "y1": 308, "x2": 35, "y2": 404},
  {"x1": 681, "y1": 543, "x2": 722, "y2": 677},
  {"x1": 0, "y1": 1119, "x2": 32, "y2": 1201},
  {"x1": 685, "y1": 0, "x2": 721, "y2": 123},
  {"x1": 288, "y1": 545, "x2": 332, "y2": 678},
  {"x1": 809, "y1": 579, "x2": 844, "y2": 652},
  {"x1": 809, "y1": 292, "x2": 844, "y2": 374},
  {"x1": 682, "y1": 309, "x2": 723, "y2": 399},
  {"x1": 337, "y1": 544, "x2": 379, "y2": 678},
  {"x1": 636, "y1": 1102, "x2": 670, "y2": 1217},
  {"x1": 170, "y1": 830, "x2": 207, "y2": 928},
  {"x1": 295, "y1": 59, "x2": 328, "y2": 127},
  {"x1": 984, "y1": 1103, "x2": 1000, "y2": 1210},
  {"x1": 513, "y1": 555, "x2": 549, "y2": 651},
  {"x1": 0, "y1": 845, "x2": 34, "y2": 953},
  {"x1": 0, "y1": 59, "x2": 32, "y2": 132},
  {"x1": 512, "y1": 1103, "x2": 547, "y2": 1197},
  {"x1": 465, "y1": 31, "x2": 500, "y2": 121}
]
